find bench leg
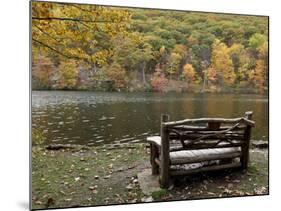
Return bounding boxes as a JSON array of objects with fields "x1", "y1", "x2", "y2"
[
  {"x1": 160, "y1": 166, "x2": 170, "y2": 188},
  {"x1": 150, "y1": 144, "x2": 159, "y2": 175},
  {"x1": 241, "y1": 151, "x2": 250, "y2": 170},
  {"x1": 160, "y1": 158, "x2": 170, "y2": 188}
]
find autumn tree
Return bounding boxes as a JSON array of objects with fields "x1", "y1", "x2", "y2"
[
  {"x1": 249, "y1": 37, "x2": 268, "y2": 93},
  {"x1": 32, "y1": 2, "x2": 131, "y2": 69},
  {"x1": 182, "y1": 63, "x2": 197, "y2": 86},
  {"x1": 167, "y1": 52, "x2": 182, "y2": 78},
  {"x1": 58, "y1": 60, "x2": 78, "y2": 89},
  {"x1": 249, "y1": 33, "x2": 267, "y2": 53},
  {"x1": 150, "y1": 64, "x2": 168, "y2": 92},
  {"x1": 105, "y1": 63, "x2": 127, "y2": 90},
  {"x1": 211, "y1": 39, "x2": 236, "y2": 87}
]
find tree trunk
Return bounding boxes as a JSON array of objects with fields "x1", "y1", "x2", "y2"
[
  {"x1": 202, "y1": 70, "x2": 207, "y2": 92},
  {"x1": 142, "y1": 61, "x2": 146, "y2": 84}
]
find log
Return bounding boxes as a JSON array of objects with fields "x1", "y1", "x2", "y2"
[
  {"x1": 45, "y1": 144, "x2": 76, "y2": 150},
  {"x1": 169, "y1": 141, "x2": 243, "y2": 151},
  {"x1": 170, "y1": 162, "x2": 241, "y2": 176},
  {"x1": 169, "y1": 148, "x2": 241, "y2": 165},
  {"x1": 251, "y1": 140, "x2": 268, "y2": 149}
]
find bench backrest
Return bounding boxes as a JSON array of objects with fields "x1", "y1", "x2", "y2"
[{"x1": 161, "y1": 111, "x2": 255, "y2": 152}]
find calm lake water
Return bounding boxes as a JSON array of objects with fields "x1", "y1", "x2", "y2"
[{"x1": 32, "y1": 91, "x2": 268, "y2": 146}]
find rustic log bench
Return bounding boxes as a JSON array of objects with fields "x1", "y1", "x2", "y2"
[{"x1": 147, "y1": 111, "x2": 255, "y2": 188}]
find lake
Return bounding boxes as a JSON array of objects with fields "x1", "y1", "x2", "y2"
[{"x1": 32, "y1": 91, "x2": 268, "y2": 146}]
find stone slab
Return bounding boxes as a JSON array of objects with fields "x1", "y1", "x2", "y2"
[{"x1": 137, "y1": 169, "x2": 161, "y2": 195}]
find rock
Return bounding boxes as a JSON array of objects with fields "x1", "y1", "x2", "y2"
[
  {"x1": 133, "y1": 179, "x2": 138, "y2": 184},
  {"x1": 126, "y1": 184, "x2": 134, "y2": 190},
  {"x1": 94, "y1": 175, "x2": 99, "y2": 179},
  {"x1": 88, "y1": 186, "x2": 96, "y2": 190},
  {"x1": 92, "y1": 190, "x2": 98, "y2": 194},
  {"x1": 137, "y1": 169, "x2": 161, "y2": 195},
  {"x1": 103, "y1": 175, "x2": 111, "y2": 179},
  {"x1": 251, "y1": 140, "x2": 268, "y2": 149},
  {"x1": 168, "y1": 184, "x2": 174, "y2": 190},
  {"x1": 141, "y1": 196, "x2": 153, "y2": 202}
]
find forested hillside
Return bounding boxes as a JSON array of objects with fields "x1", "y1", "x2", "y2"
[{"x1": 32, "y1": 2, "x2": 268, "y2": 93}]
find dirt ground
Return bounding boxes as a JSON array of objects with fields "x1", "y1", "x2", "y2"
[{"x1": 31, "y1": 144, "x2": 268, "y2": 210}]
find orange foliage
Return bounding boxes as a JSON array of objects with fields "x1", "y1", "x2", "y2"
[{"x1": 150, "y1": 64, "x2": 168, "y2": 92}]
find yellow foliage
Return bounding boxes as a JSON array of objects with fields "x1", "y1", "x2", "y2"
[
  {"x1": 58, "y1": 60, "x2": 78, "y2": 89},
  {"x1": 211, "y1": 39, "x2": 236, "y2": 86},
  {"x1": 249, "y1": 59, "x2": 266, "y2": 93},
  {"x1": 167, "y1": 53, "x2": 182, "y2": 76},
  {"x1": 32, "y1": 2, "x2": 131, "y2": 66},
  {"x1": 182, "y1": 63, "x2": 197, "y2": 85}
]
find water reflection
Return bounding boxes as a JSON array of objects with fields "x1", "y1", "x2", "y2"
[{"x1": 32, "y1": 91, "x2": 268, "y2": 146}]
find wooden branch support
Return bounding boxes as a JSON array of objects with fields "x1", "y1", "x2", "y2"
[
  {"x1": 164, "y1": 117, "x2": 255, "y2": 127},
  {"x1": 160, "y1": 114, "x2": 170, "y2": 188},
  {"x1": 150, "y1": 143, "x2": 159, "y2": 175},
  {"x1": 241, "y1": 111, "x2": 253, "y2": 169}
]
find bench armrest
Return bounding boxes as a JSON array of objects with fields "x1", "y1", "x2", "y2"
[{"x1": 147, "y1": 136, "x2": 161, "y2": 147}]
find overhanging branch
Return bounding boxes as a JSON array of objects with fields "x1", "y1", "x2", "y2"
[
  {"x1": 32, "y1": 17, "x2": 120, "y2": 23},
  {"x1": 32, "y1": 38, "x2": 89, "y2": 64}
]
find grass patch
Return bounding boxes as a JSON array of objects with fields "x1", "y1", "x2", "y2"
[
  {"x1": 151, "y1": 189, "x2": 169, "y2": 200},
  {"x1": 32, "y1": 144, "x2": 149, "y2": 209}
]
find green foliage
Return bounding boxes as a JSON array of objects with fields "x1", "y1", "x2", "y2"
[{"x1": 249, "y1": 33, "x2": 267, "y2": 51}]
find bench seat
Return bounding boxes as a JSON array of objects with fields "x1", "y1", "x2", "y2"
[{"x1": 170, "y1": 147, "x2": 241, "y2": 165}]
